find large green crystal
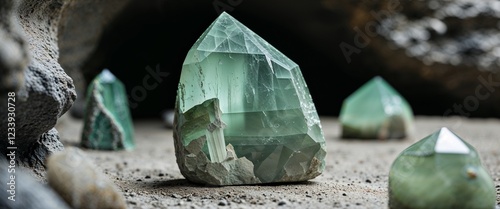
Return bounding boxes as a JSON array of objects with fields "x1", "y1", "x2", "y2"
[
  {"x1": 173, "y1": 12, "x2": 326, "y2": 185},
  {"x1": 339, "y1": 76, "x2": 414, "y2": 139},
  {"x1": 389, "y1": 127, "x2": 495, "y2": 209},
  {"x1": 81, "y1": 69, "x2": 135, "y2": 150}
]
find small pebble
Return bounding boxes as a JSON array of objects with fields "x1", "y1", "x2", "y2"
[
  {"x1": 47, "y1": 147, "x2": 127, "y2": 209},
  {"x1": 278, "y1": 199, "x2": 289, "y2": 206},
  {"x1": 218, "y1": 199, "x2": 228, "y2": 206},
  {"x1": 161, "y1": 109, "x2": 175, "y2": 128},
  {"x1": 115, "y1": 163, "x2": 123, "y2": 170}
]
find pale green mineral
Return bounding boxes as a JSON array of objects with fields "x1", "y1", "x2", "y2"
[
  {"x1": 81, "y1": 69, "x2": 135, "y2": 150},
  {"x1": 339, "y1": 76, "x2": 414, "y2": 139},
  {"x1": 173, "y1": 12, "x2": 326, "y2": 185},
  {"x1": 389, "y1": 127, "x2": 495, "y2": 209}
]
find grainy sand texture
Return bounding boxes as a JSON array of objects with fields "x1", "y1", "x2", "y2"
[{"x1": 56, "y1": 115, "x2": 500, "y2": 209}]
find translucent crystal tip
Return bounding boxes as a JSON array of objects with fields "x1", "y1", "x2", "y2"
[
  {"x1": 434, "y1": 127, "x2": 470, "y2": 154},
  {"x1": 100, "y1": 69, "x2": 116, "y2": 82}
]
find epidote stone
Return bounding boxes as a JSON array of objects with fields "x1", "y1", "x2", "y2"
[
  {"x1": 389, "y1": 127, "x2": 495, "y2": 209},
  {"x1": 340, "y1": 76, "x2": 414, "y2": 139},
  {"x1": 173, "y1": 12, "x2": 326, "y2": 185},
  {"x1": 81, "y1": 69, "x2": 135, "y2": 150},
  {"x1": 47, "y1": 146, "x2": 127, "y2": 209}
]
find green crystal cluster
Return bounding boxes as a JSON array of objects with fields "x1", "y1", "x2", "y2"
[
  {"x1": 173, "y1": 12, "x2": 326, "y2": 185},
  {"x1": 339, "y1": 76, "x2": 414, "y2": 139},
  {"x1": 389, "y1": 127, "x2": 495, "y2": 209},
  {"x1": 81, "y1": 69, "x2": 135, "y2": 150}
]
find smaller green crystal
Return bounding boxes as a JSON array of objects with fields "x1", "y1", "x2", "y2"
[
  {"x1": 339, "y1": 76, "x2": 414, "y2": 139},
  {"x1": 81, "y1": 69, "x2": 135, "y2": 150},
  {"x1": 389, "y1": 127, "x2": 495, "y2": 209}
]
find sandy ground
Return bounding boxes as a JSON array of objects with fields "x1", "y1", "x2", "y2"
[{"x1": 55, "y1": 115, "x2": 500, "y2": 209}]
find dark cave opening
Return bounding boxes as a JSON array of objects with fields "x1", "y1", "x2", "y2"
[
  {"x1": 84, "y1": 1, "x2": 370, "y2": 119},
  {"x1": 81, "y1": 1, "x2": 484, "y2": 119}
]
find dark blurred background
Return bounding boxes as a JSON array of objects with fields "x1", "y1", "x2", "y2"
[{"x1": 58, "y1": 0, "x2": 500, "y2": 119}]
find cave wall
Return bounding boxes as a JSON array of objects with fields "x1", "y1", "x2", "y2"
[{"x1": 58, "y1": 0, "x2": 500, "y2": 118}]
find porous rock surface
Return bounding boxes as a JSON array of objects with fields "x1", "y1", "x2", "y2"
[{"x1": 0, "y1": 0, "x2": 76, "y2": 180}]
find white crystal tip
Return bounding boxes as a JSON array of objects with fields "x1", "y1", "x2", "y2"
[
  {"x1": 434, "y1": 127, "x2": 470, "y2": 154},
  {"x1": 100, "y1": 69, "x2": 116, "y2": 82}
]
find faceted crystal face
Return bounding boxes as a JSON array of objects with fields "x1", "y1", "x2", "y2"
[
  {"x1": 389, "y1": 127, "x2": 495, "y2": 209},
  {"x1": 81, "y1": 69, "x2": 135, "y2": 150},
  {"x1": 339, "y1": 76, "x2": 414, "y2": 139},
  {"x1": 173, "y1": 12, "x2": 326, "y2": 185}
]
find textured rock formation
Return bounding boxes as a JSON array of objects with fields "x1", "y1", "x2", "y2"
[
  {"x1": 174, "y1": 136, "x2": 261, "y2": 186},
  {"x1": 0, "y1": 0, "x2": 76, "y2": 180},
  {"x1": 0, "y1": 0, "x2": 29, "y2": 97}
]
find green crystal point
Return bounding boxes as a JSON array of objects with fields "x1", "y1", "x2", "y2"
[
  {"x1": 389, "y1": 127, "x2": 495, "y2": 209},
  {"x1": 339, "y1": 76, "x2": 414, "y2": 139},
  {"x1": 174, "y1": 12, "x2": 326, "y2": 185},
  {"x1": 81, "y1": 69, "x2": 135, "y2": 150}
]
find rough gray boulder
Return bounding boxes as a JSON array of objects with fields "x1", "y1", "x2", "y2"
[
  {"x1": 0, "y1": 0, "x2": 76, "y2": 180},
  {"x1": 0, "y1": 0, "x2": 29, "y2": 98}
]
